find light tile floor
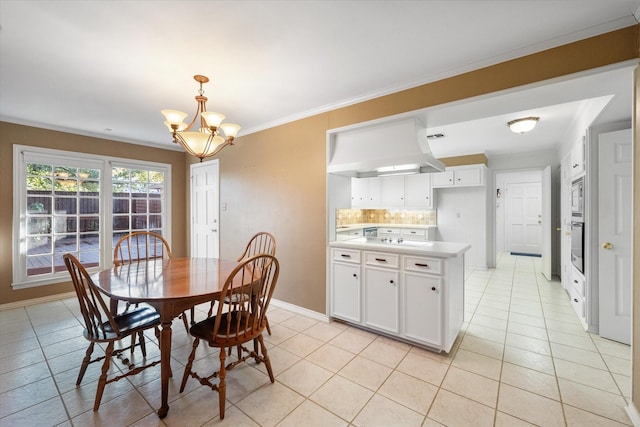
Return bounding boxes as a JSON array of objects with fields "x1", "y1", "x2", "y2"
[{"x1": 0, "y1": 253, "x2": 632, "y2": 426}]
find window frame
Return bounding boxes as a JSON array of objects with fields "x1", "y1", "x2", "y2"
[{"x1": 12, "y1": 145, "x2": 172, "y2": 289}]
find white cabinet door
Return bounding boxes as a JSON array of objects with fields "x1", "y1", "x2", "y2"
[
  {"x1": 405, "y1": 173, "x2": 433, "y2": 208},
  {"x1": 351, "y1": 177, "x2": 380, "y2": 207},
  {"x1": 379, "y1": 175, "x2": 405, "y2": 207},
  {"x1": 432, "y1": 165, "x2": 486, "y2": 188},
  {"x1": 432, "y1": 170, "x2": 454, "y2": 187},
  {"x1": 571, "y1": 135, "x2": 585, "y2": 177},
  {"x1": 455, "y1": 167, "x2": 483, "y2": 186},
  {"x1": 364, "y1": 267, "x2": 399, "y2": 333},
  {"x1": 403, "y1": 271, "x2": 441, "y2": 347},
  {"x1": 331, "y1": 262, "x2": 361, "y2": 322}
]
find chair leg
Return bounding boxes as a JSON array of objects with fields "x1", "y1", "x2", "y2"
[
  {"x1": 219, "y1": 346, "x2": 227, "y2": 420},
  {"x1": 190, "y1": 307, "x2": 196, "y2": 325},
  {"x1": 257, "y1": 335, "x2": 274, "y2": 383},
  {"x1": 138, "y1": 331, "x2": 147, "y2": 356},
  {"x1": 180, "y1": 338, "x2": 200, "y2": 393},
  {"x1": 180, "y1": 312, "x2": 190, "y2": 334},
  {"x1": 77, "y1": 342, "x2": 95, "y2": 385},
  {"x1": 94, "y1": 342, "x2": 114, "y2": 411},
  {"x1": 265, "y1": 316, "x2": 272, "y2": 335},
  {"x1": 130, "y1": 333, "x2": 137, "y2": 355}
]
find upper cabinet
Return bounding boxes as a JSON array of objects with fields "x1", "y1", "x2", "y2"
[
  {"x1": 351, "y1": 177, "x2": 380, "y2": 207},
  {"x1": 379, "y1": 175, "x2": 406, "y2": 207},
  {"x1": 352, "y1": 174, "x2": 433, "y2": 209},
  {"x1": 405, "y1": 173, "x2": 433, "y2": 208},
  {"x1": 571, "y1": 135, "x2": 586, "y2": 178},
  {"x1": 432, "y1": 164, "x2": 486, "y2": 188}
]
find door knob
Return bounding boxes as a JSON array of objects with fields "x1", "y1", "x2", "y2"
[{"x1": 602, "y1": 242, "x2": 613, "y2": 250}]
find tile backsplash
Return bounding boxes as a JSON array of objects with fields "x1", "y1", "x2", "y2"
[{"x1": 336, "y1": 209, "x2": 437, "y2": 226}]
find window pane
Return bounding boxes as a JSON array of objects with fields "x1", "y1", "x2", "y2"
[
  {"x1": 112, "y1": 167, "x2": 129, "y2": 181},
  {"x1": 131, "y1": 182, "x2": 147, "y2": 196},
  {"x1": 79, "y1": 251, "x2": 100, "y2": 268},
  {"x1": 80, "y1": 217, "x2": 100, "y2": 232},
  {"x1": 79, "y1": 198, "x2": 99, "y2": 214},
  {"x1": 55, "y1": 198, "x2": 76, "y2": 215},
  {"x1": 149, "y1": 215, "x2": 162, "y2": 228},
  {"x1": 80, "y1": 180, "x2": 99, "y2": 193},
  {"x1": 54, "y1": 216, "x2": 76, "y2": 233},
  {"x1": 113, "y1": 199, "x2": 130, "y2": 213},
  {"x1": 55, "y1": 166, "x2": 76, "y2": 178},
  {"x1": 112, "y1": 182, "x2": 130, "y2": 196},
  {"x1": 55, "y1": 178, "x2": 77, "y2": 193},
  {"x1": 131, "y1": 170, "x2": 148, "y2": 182},
  {"x1": 113, "y1": 216, "x2": 129, "y2": 231},
  {"x1": 132, "y1": 215, "x2": 147, "y2": 230},
  {"x1": 27, "y1": 176, "x2": 52, "y2": 191},
  {"x1": 27, "y1": 255, "x2": 52, "y2": 276},
  {"x1": 54, "y1": 235, "x2": 77, "y2": 253},
  {"x1": 27, "y1": 163, "x2": 52, "y2": 176},
  {"x1": 27, "y1": 217, "x2": 51, "y2": 235},
  {"x1": 27, "y1": 236, "x2": 51, "y2": 255},
  {"x1": 27, "y1": 197, "x2": 51, "y2": 214},
  {"x1": 132, "y1": 199, "x2": 147, "y2": 213}
]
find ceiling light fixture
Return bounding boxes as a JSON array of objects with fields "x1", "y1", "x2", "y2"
[
  {"x1": 161, "y1": 75, "x2": 241, "y2": 162},
  {"x1": 507, "y1": 117, "x2": 539, "y2": 133}
]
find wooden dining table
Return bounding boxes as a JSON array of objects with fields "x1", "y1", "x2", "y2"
[{"x1": 92, "y1": 257, "x2": 240, "y2": 418}]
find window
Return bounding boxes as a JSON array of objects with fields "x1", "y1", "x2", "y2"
[{"x1": 13, "y1": 146, "x2": 171, "y2": 289}]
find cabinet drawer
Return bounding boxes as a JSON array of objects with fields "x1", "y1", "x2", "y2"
[
  {"x1": 569, "y1": 286, "x2": 585, "y2": 319},
  {"x1": 403, "y1": 255, "x2": 442, "y2": 275},
  {"x1": 364, "y1": 251, "x2": 400, "y2": 268},
  {"x1": 571, "y1": 272, "x2": 585, "y2": 298},
  {"x1": 332, "y1": 248, "x2": 361, "y2": 264},
  {"x1": 378, "y1": 227, "x2": 401, "y2": 236},
  {"x1": 401, "y1": 228, "x2": 426, "y2": 240}
]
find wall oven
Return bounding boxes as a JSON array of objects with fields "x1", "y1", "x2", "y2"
[
  {"x1": 571, "y1": 221, "x2": 584, "y2": 274},
  {"x1": 571, "y1": 177, "x2": 584, "y2": 221}
]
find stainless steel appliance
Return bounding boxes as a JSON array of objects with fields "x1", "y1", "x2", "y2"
[
  {"x1": 363, "y1": 227, "x2": 377, "y2": 237},
  {"x1": 571, "y1": 177, "x2": 584, "y2": 221},
  {"x1": 571, "y1": 221, "x2": 584, "y2": 274}
]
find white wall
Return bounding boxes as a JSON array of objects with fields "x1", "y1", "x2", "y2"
[{"x1": 434, "y1": 186, "x2": 487, "y2": 269}]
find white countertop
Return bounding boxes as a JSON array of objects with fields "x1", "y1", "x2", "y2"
[
  {"x1": 336, "y1": 224, "x2": 436, "y2": 232},
  {"x1": 330, "y1": 238, "x2": 470, "y2": 258}
]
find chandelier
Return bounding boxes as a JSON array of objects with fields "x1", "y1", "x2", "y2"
[{"x1": 161, "y1": 75, "x2": 241, "y2": 162}]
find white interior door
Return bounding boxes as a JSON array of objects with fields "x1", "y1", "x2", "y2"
[
  {"x1": 598, "y1": 128, "x2": 632, "y2": 344},
  {"x1": 506, "y1": 182, "x2": 542, "y2": 255},
  {"x1": 541, "y1": 165, "x2": 552, "y2": 280},
  {"x1": 190, "y1": 161, "x2": 220, "y2": 258}
]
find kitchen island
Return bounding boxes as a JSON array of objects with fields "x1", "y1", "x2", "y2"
[{"x1": 328, "y1": 237, "x2": 470, "y2": 353}]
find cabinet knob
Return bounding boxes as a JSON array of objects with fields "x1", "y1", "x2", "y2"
[
  {"x1": 431, "y1": 287, "x2": 436, "y2": 291},
  {"x1": 574, "y1": 298, "x2": 579, "y2": 303},
  {"x1": 602, "y1": 242, "x2": 613, "y2": 250},
  {"x1": 389, "y1": 280, "x2": 394, "y2": 284},
  {"x1": 353, "y1": 273, "x2": 357, "y2": 278},
  {"x1": 375, "y1": 258, "x2": 387, "y2": 262},
  {"x1": 573, "y1": 279, "x2": 578, "y2": 283}
]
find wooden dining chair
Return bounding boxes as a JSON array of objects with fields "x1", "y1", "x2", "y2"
[
  {"x1": 231, "y1": 231, "x2": 276, "y2": 334},
  {"x1": 113, "y1": 231, "x2": 193, "y2": 332},
  {"x1": 63, "y1": 254, "x2": 162, "y2": 411},
  {"x1": 179, "y1": 254, "x2": 280, "y2": 420}
]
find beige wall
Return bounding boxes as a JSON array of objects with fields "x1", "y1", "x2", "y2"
[{"x1": 0, "y1": 122, "x2": 188, "y2": 304}]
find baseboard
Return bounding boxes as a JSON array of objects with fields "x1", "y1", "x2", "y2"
[
  {"x1": 626, "y1": 402, "x2": 640, "y2": 426},
  {"x1": 0, "y1": 291, "x2": 76, "y2": 311},
  {"x1": 270, "y1": 298, "x2": 330, "y2": 323}
]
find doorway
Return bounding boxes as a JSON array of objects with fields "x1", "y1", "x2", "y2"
[
  {"x1": 496, "y1": 170, "x2": 543, "y2": 255},
  {"x1": 190, "y1": 160, "x2": 220, "y2": 258}
]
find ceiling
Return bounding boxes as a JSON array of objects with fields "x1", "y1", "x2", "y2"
[{"x1": 1, "y1": 1, "x2": 638, "y2": 158}]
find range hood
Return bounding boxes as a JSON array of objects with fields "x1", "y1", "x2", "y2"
[{"x1": 327, "y1": 118, "x2": 445, "y2": 177}]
